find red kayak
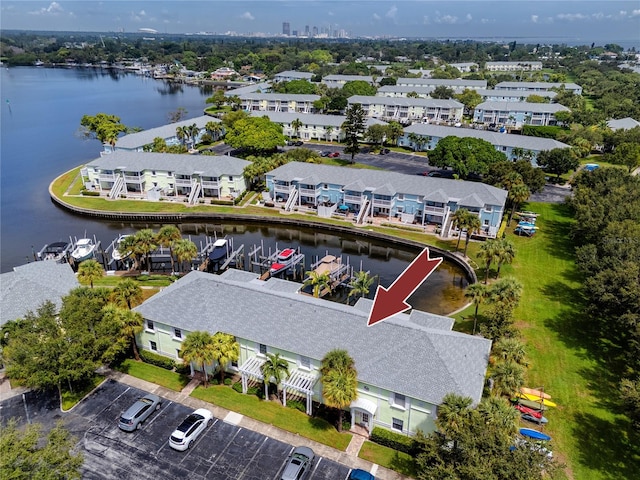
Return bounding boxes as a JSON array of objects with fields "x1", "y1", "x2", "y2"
[{"x1": 514, "y1": 404, "x2": 542, "y2": 419}]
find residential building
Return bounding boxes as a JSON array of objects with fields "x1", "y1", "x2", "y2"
[
  {"x1": 238, "y1": 93, "x2": 320, "y2": 114},
  {"x1": 607, "y1": 117, "x2": 640, "y2": 131},
  {"x1": 249, "y1": 111, "x2": 387, "y2": 142},
  {"x1": 376, "y1": 85, "x2": 436, "y2": 98},
  {"x1": 396, "y1": 78, "x2": 487, "y2": 91},
  {"x1": 473, "y1": 101, "x2": 570, "y2": 128},
  {"x1": 347, "y1": 95, "x2": 464, "y2": 123},
  {"x1": 103, "y1": 115, "x2": 220, "y2": 154},
  {"x1": 477, "y1": 89, "x2": 557, "y2": 103},
  {"x1": 0, "y1": 261, "x2": 79, "y2": 325},
  {"x1": 224, "y1": 82, "x2": 271, "y2": 97},
  {"x1": 484, "y1": 61, "x2": 543, "y2": 72},
  {"x1": 399, "y1": 123, "x2": 570, "y2": 165},
  {"x1": 265, "y1": 162, "x2": 507, "y2": 237},
  {"x1": 273, "y1": 71, "x2": 315, "y2": 83},
  {"x1": 494, "y1": 81, "x2": 583, "y2": 95},
  {"x1": 210, "y1": 67, "x2": 238, "y2": 80},
  {"x1": 134, "y1": 269, "x2": 491, "y2": 436},
  {"x1": 81, "y1": 151, "x2": 250, "y2": 204},
  {"x1": 448, "y1": 62, "x2": 479, "y2": 73},
  {"x1": 321, "y1": 75, "x2": 376, "y2": 88}
]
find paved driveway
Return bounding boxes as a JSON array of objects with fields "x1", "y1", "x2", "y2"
[{"x1": 1, "y1": 380, "x2": 351, "y2": 480}]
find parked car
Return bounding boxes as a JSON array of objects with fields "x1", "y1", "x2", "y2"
[
  {"x1": 280, "y1": 446, "x2": 315, "y2": 480},
  {"x1": 169, "y1": 408, "x2": 213, "y2": 451},
  {"x1": 427, "y1": 171, "x2": 443, "y2": 177},
  {"x1": 118, "y1": 394, "x2": 161, "y2": 432},
  {"x1": 288, "y1": 140, "x2": 304, "y2": 146},
  {"x1": 328, "y1": 152, "x2": 340, "y2": 158},
  {"x1": 349, "y1": 469, "x2": 376, "y2": 480},
  {"x1": 320, "y1": 151, "x2": 331, "y2": 157},
  {"x1": 379, "y1": 148, "x2": 390, "y2": 155}
]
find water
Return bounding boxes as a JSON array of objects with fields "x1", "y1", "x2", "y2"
[{"x1": 0, "y1": 67, "x2": 468, "y2": 314}]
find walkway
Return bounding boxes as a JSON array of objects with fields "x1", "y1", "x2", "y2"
[{"x1": 104, "y1": 369, "x2": 410, "y2": 480}]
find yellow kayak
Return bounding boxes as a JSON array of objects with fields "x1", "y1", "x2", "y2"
[
  {"x1": 516, "y1": 393, "x2": 557, "y2": 408},
  {"x1": 520, "y1": 387, "x2": 552, "y2": 400}
]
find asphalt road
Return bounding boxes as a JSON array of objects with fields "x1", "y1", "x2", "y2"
[{"x1": 1, "y1": 380, "x2": 352, "y2": 480}]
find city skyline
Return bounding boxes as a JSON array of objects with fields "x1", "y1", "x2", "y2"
[{"x1": 1, "y1": 1, "x2": 639, "y2": 46}]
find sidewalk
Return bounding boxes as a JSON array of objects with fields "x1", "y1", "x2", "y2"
[{"x1": 107, "y1": 369, "x2": 411, "y2": 480}]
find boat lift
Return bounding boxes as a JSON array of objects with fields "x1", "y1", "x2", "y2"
[
  {"x1": 302, "y1": 252, "x2": 354, "y2": 298},
  {"x1": 249, "y1": 241, "x2": 305, "y2": 280}
]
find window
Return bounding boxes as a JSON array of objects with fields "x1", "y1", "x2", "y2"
[
  {"x1": 176, "y1": 349, "x2": 182, "y2": 359},
  {"x1": 299, "y1": 355, "x2": 311, "y2": 370},
  {"x1": 174, "y1": 328, "x2": 182, "y2": 339},
  {"x1": 150, "y1": 341, "x2": 157, "y2": 351},
  {"x1": 392, "y1": 418, "x2": 404, "y2": 431},
  {"x1": 393, "y1": 393, "x2": 406, "y2": 408},
  {"x1": 396, "y1": 194, "x2": 404, "y2": 201},
  {"x1": 484, "y1": 219, "x2": 490, "y2": 226},
  {"x1": 229, "y1": 176, "x2": 234, "y2": 181},
  {"x1": 146, "y1": 320, "x2": 155, "y2": 331},
  {"x1": 258, "y1": 344, "x2": 267, "y2": 355},
  {"x1": 168, "y1": 171, "x2": 173, "y2": 176},
  {"x1": 152, "y1": 171, "x2": 156, "y2": 176},
  {"x1": 362, "y1": 413, "x2": 370, "y2": 424}
]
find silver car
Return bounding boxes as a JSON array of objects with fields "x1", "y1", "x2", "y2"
[
  {"x1": 118, "y1": 393, "x2": 161, "y2": 432},
  {"x1": 281, "y1": 446, "x2": 315, "y2": 480}
]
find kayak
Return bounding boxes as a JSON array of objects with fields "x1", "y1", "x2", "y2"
[
  {"x1": 520, "y1": 387, "x2": 552, "y2": 400},
  {"x1": 520, "y1": 428, "x2": 552, "y2": 441},
  {"x1": 514, "y1": 404, "x2": 542, "y2": 419},
  {"x1": 522, "y1": 413, "x2": 548, "y2": 424},
  {"x1": 516, "y1": 393, "x2": 557, "y2": 408},
  {"x1": 513, "y1": 398, "x2": 549, "y2": 411}
]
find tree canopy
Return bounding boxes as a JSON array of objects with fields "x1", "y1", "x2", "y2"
[
  {"x1": 536, "y1": 148, "x2": 579, "y2": 179},
  {"x1": 224, "y1": 116, "x2": 286, "y2": 155},
  {"x1": 428, "y1": 136, "x2": 508, "y2": 178},
  {"x1": 79, "y1": 113, "x2": 128, "y2": 146}
]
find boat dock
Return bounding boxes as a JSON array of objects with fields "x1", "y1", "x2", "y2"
[
  {"x1": 302, "y1": 253, "x2": 354, "y2": 298},
  {"x1": 198, "y1": 236, "x2": 245, "y2": 273},
  {"x1": 249, "y1": 242, "x2": 305, "y2": 280}
]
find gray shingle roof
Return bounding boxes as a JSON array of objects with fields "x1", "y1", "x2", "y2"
[
  {"x1": 475, "y1": 101, "x2": 570, "y2": 113},
  {"x1": 397, "y1": 78, "x2": 487, "y2": 88},
  {"x1": 1, "y1": 262, "x2": 79, "y2": 325},
  {"x1": 403, "y1": 124, "x2": 570, "y2": 151},
  {"x1": 115, "y1": 116, "x2": 218, "y2": 149},
  {"x1": 274, "y1": 71, "x2": 314, "y2": 80},
  {"x1": 322, "y1": 75, "x2": 375, "y2": 82},
  {"x1": 238, "y1": 93, "x2": 320, "y2": 102},
  {"x1": 476, "y1": 89, "x2": 557, "y2": 99},
  {"x1": 348, "y1": 96, "x2": 464, "y2": 109},
  {"x1": 267, "y1": 162, "x2": 507, "y2": 207},
  {"x1": 607, "y1": 117, "x2": 640, "y2": 131},
  {"x1": 249, "y1": 111, "x2": 387, "y2": 128},
  {"x1": 224, "y1": 82, "x2": 271, "y2": 97},
  {"x1": 495, "y1": 81, "x2": 582, "y2": 91},
  {"x1": 377, "y1": 85, "x2": 436, "y2": 95},
  {"x1": 134, "y1": 271, "x2": 491, "y2": 405},
  {"x1": 86, "y1": 151, "x2": 251, "y2": 177}
]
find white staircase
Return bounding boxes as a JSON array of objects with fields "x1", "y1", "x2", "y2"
[
  {"x1": 108, "y1": 176, "x2": 124, "y2": 199},
  {"x1": 284, "y1": 189, "x2": 299, "y2": 211},
  {"x1": 188, "y1": 180, "x2": 201, "y2": 205},
  {"x1": 356, "y1": 198, "x2": 371, "y2": 224}
]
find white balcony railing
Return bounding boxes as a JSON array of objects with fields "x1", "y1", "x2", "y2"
[
  {"x1": 344, "y1": 194, "x2": 363, "y2": 203},
  {"x1": 201, "y1": 180, "x2": 220, "y2": 188},
  {"x1": 424, "y1": 206, "x2": 445, "y2": 214},
  {"x1": 372, "y1": 199, "x2": 391, "y2": 207},
  {"x1": 175, "y1": 178, "x2": 192, "y2": 187},
  {"x1": 299, "y1": 188, "x2": 319, "y2": 196},
  {"x1": 273, "y1": 184, "x2": 294, "y2": 194},
  {"x1": 98, "y1": 173, "x2": 117, "y2": 181},
  {"x1": 123, "y1": 174, "x2": 143, "y2": 181}
]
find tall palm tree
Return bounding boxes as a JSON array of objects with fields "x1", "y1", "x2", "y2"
[
  {"x1": 188, "y1": 123, "x2": 200, "y2": 148},
  {"x1": 206, "y1": 121, "x2": 224, "y2": 141},
  {"x1": 156, "y1": 225, "x2": 182, "y2": 274},
  {"x1": 491, "y1": 360, "x2": 526, "y2": 397},
  {"x1": 321, "y1": 349, "x2": 356, "y2": 376},
  {"x1": 492, "y1": 337, "x2": 527, "y2": 365},
  {"x1": 325, "y1": 125, "x2": 334, "y2": 143},
  {"x1": 322, "y1": 366, "x2": 358, "y2": 432},
  {"x1": 478, "y1": 239, "x2": 499, "y2": 284},
  {"x1": 488, "y1": 277, "x2": 523, "y2": 313},
  {"x1": 77, "y1": 259, "x2": 103, "y2": 288},
  {"x1": 180, "y1": 331, "x2": 216, "y2": 387},
  {"x1": 386, "y1": 121, "x2": 404, "y2": 146},
  {"x1": 132, "y1": 229, "x2": 157, "y2": 273},
  {"x1": 477, "y1": 396, "x2": 519, "y2": 436},
  {"x1": 303, "y1": 271, "x2": 331, "y2": 298},
  {"x1": 436, "y1": 393, "x2": 473, "y2": 450},
  {"x1": 173, "y1": 238, "x2": 198, "y2": 272},
  {"x1": 291, "y1": 118, "x2": 303, "y2": 139},
  {"x1": 451, "y1": 208, "x2": 469, "y2": 252},
  {"x1": 507, "y1": 182, "x2": 531, "y2": 226},
  {"x1": 111, "y1": 278, "x2": 143, "y2": 309},
  {"x1": 211, "y1": 332, "x2": 239, "y2": 383},
  {"x1": 348, "y1": 270, "x2": 375, "y2": 302},
  {"x1": 463, "y1": 214, "x2": 482, "y2": 257},
  {"x1": 118, "y1": 234, "x2": 139, "y2": 269},
  {"x1": 464, "y1": 282, "x2": 489, "y2": 334},
  {"x1": 176, "y1": 126, "x2": 188, "y2": 147},
  {"x1": 261, "y1": 352, "x2": 290, "y2": 400},
  {"x1": 495, "y1": 238, "x2": 516, "y2": 278}
]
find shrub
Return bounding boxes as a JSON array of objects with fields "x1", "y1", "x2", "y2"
[
  {"x1": 232, "y1": 381, "x2": 243, "y2": 393},
  {"x1": 286, "y1": 400, "x2": 306, "y2": 412},
  {"x1": 223, "y1": 377, "x2": 232, "y2": 386},
  {"x1": 140, "y1": 350, "x2": 176, "y2": 370},
  {"x1": 210, "y1": 199, "x2": 234, "y2": 206},
  {"x1": 175, "y1": 363, "x2": 191, "y2": 375},
  {"x1": 81, "y1": 190, "x2": 100, "y2": 196},
  {"x1": 369, "y1": 426, "x2": 417, "y2": 454}
]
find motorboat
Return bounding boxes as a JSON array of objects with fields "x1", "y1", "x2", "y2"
[
  {"x1": 270, "y1": 248, "x2": 296, "y2": 274},
  {"x1": 208, "y1": 239, "x2": 228, "y2": 263},
  {"x1": 37, "y1": 241, "x2": 72, "y2": 262},
  {"x1": 111, "y1": 234, "x2": 132, "y2": 261},
  {"x1": 71, "y1": 238, "x2": 96, "y2": 263}
]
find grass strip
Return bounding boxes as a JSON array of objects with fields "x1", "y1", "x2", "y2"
[
  {"x1": 115, "y1": 359, "x2": 190, "y2": 391},
  {"x1": 358, "y1": 441, "x2": 417, "y2": 477},
  {"x1": 61, "y1": 375, "x2": 105, "y2": 410}
]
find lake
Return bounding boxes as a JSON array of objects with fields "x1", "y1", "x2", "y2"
[{"x1": 0, "y1": 67, "x2": 469, "y2": 314}]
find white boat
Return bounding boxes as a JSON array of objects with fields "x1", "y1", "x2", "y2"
[
  {"x1": 111, "y1": 234, "x2": 132, "y2": 261},
  {"x1": 270, "y1": 248, "x2": 296, "y2": 274},
  {"x1": 37, "y1": 241, "x2": 72, "y2": 262},
  {"x1": 71, "y1": 238, "x2": 96, "y2": 263}
]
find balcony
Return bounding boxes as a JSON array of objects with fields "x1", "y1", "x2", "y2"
[
  {"x1": 424, "y1": 205, "x2": 445, "y2": 214},
  {"x1": 299, "y1": 187, "x2": 319, "y2": 196},
  {"x1": 273, "y1": 184, "x2": 294, "y2": 194},
  {"x1": 344, "y1": 194, "x2": 363, "y2": 203},
  {"x1": 372, "y1": 198, "x2": 391, "y2": 207},
  {"x1": 175, "y1": 178, "x2": 192, "y2": 187},
  {"x1": 98, "y1": 173, "x2": 117, "y2": 181},
  {"x1": 123, "y1": 174, "x2": 143, "y2": 181},
  {"x1": 201, "y1": 180, "x2": 220, "y2": 188}
]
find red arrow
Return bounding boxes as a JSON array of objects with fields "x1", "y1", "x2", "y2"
[{"x1": 367, "y1": 247, "x2": 443, "y2": 327}]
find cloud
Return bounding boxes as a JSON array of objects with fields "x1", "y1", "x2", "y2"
[
  {"x1": 480, "y1": 18, "x2": 492, "y2": 24},
  {"x1": 632, "y1": 9, "x2": 640, "y2": 17},
  {"x1": 437, "y1": 15, "x2": 458, "y2": 24},
  {"x1": 28, "y1": 2, "x2": 64, "y2": 16},
  {"x1": 557, "y1": 13, "x2": 588, "y2": 21},
  {"x1": 531, "y1": 15, "x2": 539, "y2": 23},
  {"x1": 386, "y1": 5, "x2": 398, "y2": 19},
  {"x1": 423, "y1": 16, "x2": 430, "y2": 25},
  {"x1": 373, "y1": 13, "x2": 381, "y2": 21},
  {"x1": 465, "y1": 14, "x2": 472, "y2": 22},
  {"x1": 240, "y1": 11, "x2": 254, "y2": 20}
]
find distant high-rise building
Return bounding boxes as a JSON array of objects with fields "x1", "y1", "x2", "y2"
[
  {"x1": 292, "y1": 30, "x2": 298, "y2": 37},
  {"x1": 305, "y1": 25, "x2": 310, "y2": 36},
  {"x1": 312, "y1": 26, "x2": 318, "y2": 36},
  {"x1": 282, "y1": 22, "x2": 290, "y2": 35}
]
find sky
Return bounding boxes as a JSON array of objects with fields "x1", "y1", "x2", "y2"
[{"x1": 1, "y1": 1, "x2": 639, "y2": 45}]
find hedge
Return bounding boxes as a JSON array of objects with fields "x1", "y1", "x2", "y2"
[
  {"x1": 140, "y1": 350, "x2": 176, "y2": 370},
  {"x1": 369, "y1": 426, "x2": 417, "y2": 454},
  {"x1": 521, "y1": 125, "x2": 565, "y2": 139},
  {"x1": 81, "y1": 190, "x2": 100, "y2": 196}
]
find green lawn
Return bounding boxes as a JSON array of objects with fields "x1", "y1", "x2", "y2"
[
  {"x1": 61, "y1": 375, "x2": 105, "y2": 410},
  {"x1": 191, "y1": 385, "x2": 352, "y2": 451},
  {"x1": 116, "y1": 359, "x2": 190, "y2": 391},
  {"x1": 359, "y1": 441, "x2": 417, "y2": 477},
  {"x1": 455, "y1": 202, "x2": 640, "y2": 480}
]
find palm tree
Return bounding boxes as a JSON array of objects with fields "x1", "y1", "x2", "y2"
[
  {"x1": 464, "y1": 282, "x2": 489, "y2": 334},
  {"x1": 320, "y1": 349, "x2": 357, "y2": 432},
  {"x1": 436, "y1": 393, "x2": 473, "y2": 450},
  {"x1": 156, "y1": 225, "x2": 182, "y2": 274},
  {"x1": 118, "y1": 234, "x2": 139, "y2": 269},
  {"x1": 261, "y1": 352, "x2": 290, "y2": 400},
  {"x1": 111, "y1": 278, "x2": 143, "y2": 309},
  {"x1": 176, "y1": 126, "x2": 188, "y2": 147},
  {"x1": 132, "y1": 229, "x2": 157, "y2": 273},
  {"x1": 303, "y1": 270, "x2": 331, "y2": 298},
  {"x1": 348, "y1": 270, "x2": 375, "y2": 302},
  {"x1": 206, "y1": 121, "x2": 224, "y2": 141},
  {"x1": 173, "y1": 238, "x2": 198, "y2": 272},
  {"x1": 77, "y1": 259, "x2": 103, "y2": 288},
  {"x1": 507, "y1": 182, "x2": 531, "y2": 226},
  {"x1": 478, "y1": 239, "x2": 499, "y2": 284},
  {"x1": 407, "y1": 132, "x2": 421, "y2": 151},
  {"x1": 180, "y1": 331, "x2": 216, "y2": 387},
  {"x1": 495, "y1": 238, "x2": 516, "y2": 278},
  {"x1": 291, "y1": 118, "x2": 303, "y2": 139},
  {"x1": 489, "y1": 277, "x2": 523, "y2": 311},
  {"x1": 492, "y1": 337, "x2": 527, "y2": 365},
  {"x1": 188, "y1": 123, "x2": 200, "y2": 148},
  {"x1": 451, "y1": 208, "x2": 469, "y2": 251},
  {"x1": 491, "y1": 360, "x2": 526, "y2": 397},
  {"x1": 211, "y1": 332, "x2": 239, "y2": 383},
  {"x1": 477, "y1": 396, "x2": 519, "y2": 436},
  {"x1": 386, "y1": 121, "x2": 404, "y2": 146},
  {"x1": 463, "y1": 214, "x2": 481, "y2": 257},
  {"x1": 325, "y1": 125, "x2": 334, "y2": 142}
]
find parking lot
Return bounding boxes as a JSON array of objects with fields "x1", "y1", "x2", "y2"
[{"x1": 1, "y1": 380, "x2": 352, "y2": 480}]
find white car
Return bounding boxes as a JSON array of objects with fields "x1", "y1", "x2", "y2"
[{"x1": 168, "y1": 408, "x2": 213, "y2": 451}]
